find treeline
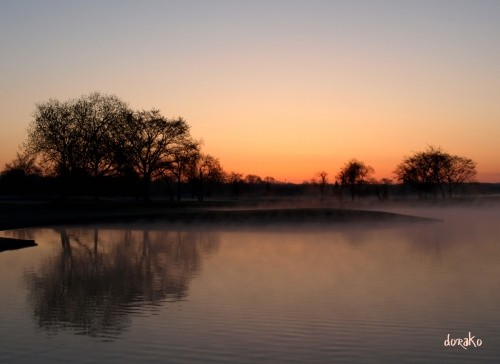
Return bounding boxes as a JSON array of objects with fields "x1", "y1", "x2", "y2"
[
  {"x1": 308, "y1": 146, "x2": 480, "y2": 201},
  {"x1": 0, "y1": 92, "x2": 285, "y2": 201},
  {"x1": 0, "y1": 92, "x2": 489, "y2": 201},
  {"x1": 2, "y1": 92, "x2": 228, "y2": 201}
]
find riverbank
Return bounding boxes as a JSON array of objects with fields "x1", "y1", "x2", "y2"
[{"x1": 0, "y1": 197, "x2": 442, "y2": 231}]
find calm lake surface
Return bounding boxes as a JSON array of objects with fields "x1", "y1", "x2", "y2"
[{"x1": 1, "y1": 206, "x2": 499, "y2": 363}]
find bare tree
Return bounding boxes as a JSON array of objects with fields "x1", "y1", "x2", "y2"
[
  {"x1": 337, "y1": 159, "x2": 374, "y2": 201},
  {"x1": 3, "y1": 151, "x2": 41, "y2": 177},
  {"x1": 74, "y1": 93, "x2": 129, "y2": 178},
  {"x1": 28, "y1": 98, "x2": 83, "y2": 178},
  {"x1": 187, "y1": 154, "x2": 225, "y2": 201},
  {"x1": 0, "y1": 151, "x2": 42, "y2": 195},
  {"x1": 442, "y1": 155, "x2": 477, "y2": 197},
  {"x1": 227, "y1": 171, "x2": 244, "y2": 198},
  {"x1": 27, "y1": 98, "x2": 87, "y2": 197},
  {"x1": 72, "y1": 92, "x2": 129, "y2": 198},
  {"x1": 122, "y1": 109, "x2": 190, "y2": 201},
  {"x1": 245, "y1": 175, "x2": 262, "y2": 184},
  {"x1": 313, "y1": 171, "x2": 328, "y2": 202},
  {"x1": 26, "y1": 93, "x2": 130, "y2": 198},
  {"x1": 394, "y1": 146, "x2": 476, "y2": 198},
  {"x1": 169, "y1": 137, "x2": 201, "y2": 201}
]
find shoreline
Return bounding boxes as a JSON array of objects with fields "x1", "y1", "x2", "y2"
[{"x1": 0, "y1": 198, "x2": 440, "y2": 231}]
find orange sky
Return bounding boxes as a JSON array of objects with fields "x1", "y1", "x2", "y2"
[{"x1": 1, "y1": 1, "x2": 499, "y2": 182}]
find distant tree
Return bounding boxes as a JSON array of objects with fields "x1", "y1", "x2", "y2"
[
  {"x1": 227, "y1": 172, "x2": 244, "y2": 198},
  {"x1": 337, "y1": 159, "x2": 374, "y2": 201},
  {"x1": 169, "y1": 137, "x2": 201, "y2": 201},
  {"x1": 187, "y1": 154, "x2": 225, "y2": 201},
  {"x1": 245, "y1": 174, "x2": 262, "y2": 185},
  {"x1": 394, "y1": 146, "x2": 476, "y2": 198},
  {"x1": 243, "y1": 174, "x2": 263, "y2": 195},
  {"x1": 313, "y1": 171, "x2": 328, "y2": 202},
  {"x1": 122, "y1": 109, "x2": 190, "y2": 201},
  {"x1": 3, "y1": 151, "x2": 41, "y2": 177},
  {"x1": 263, "y1": 176, "x2": 276, "y2": 194},
  {"x1": 1, "y1": 151, "x2": 42, "y2": 195},
  {"x1": 394, "y1": 146, "x2": 449, "y2": 198},
  {"x1": 442, "y1": 155, "x2": 477, "y2": 198}
]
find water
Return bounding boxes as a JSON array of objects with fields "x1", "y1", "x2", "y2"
[{"x1": 0, "y1": 206, "x2": 499, "y2": 363}]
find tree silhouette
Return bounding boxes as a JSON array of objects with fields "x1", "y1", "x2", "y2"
[
  {"x1": 26, "y1": 93, "x2": 130, "y2": 198},
  {"x1": 187, "y1": 154, "x2": 225, "y2": 201},
  {"x1": 3, "y1": 151, "x2": 41, "y2": 177},
  {"x1": 314, "y1": 171, "x2": 328, "y2": 202},
  {"x1": 227, "y1": 171, "x2": 244, "y2": 198},
  {"x1": 442, "y1": 155, "x2": 477, "y2": 197},
  {"x1": 169, "y1": 137, "x2": 201, "y2": 201},
  {"x1": 245, "y1": 174, "x2": 262, "y2": 184},
  {"x1": 28, "y1": 98, "x2": 84, "y2": 187},
  {"x1": 263, "y1": 176, "x2": 276, "y2": 195},
  {"x1": 337, "y1": 159, "x2": 374, "y2": 201},
  {"x1": 394, "y1": 146, "x2": 476, "y2": 198},
  {"x1": 121, "y1": 109, "x2": 190, "y2": 201},
  {"x1": 74, "y1": 93, "x2": 129, "y2": 198},
  {"x1": 0, "y1": 151, "x2": 42, "y2": 195},
  {"x1": 14, "y1": 92, "x2": 228, "y2": 200}
]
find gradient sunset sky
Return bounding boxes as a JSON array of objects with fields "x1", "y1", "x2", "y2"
[{"x1": 1, "y1": 0, "x2": 499, "y2": 182}]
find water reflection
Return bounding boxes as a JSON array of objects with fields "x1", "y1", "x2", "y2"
[
  {"x1": 24, "y1": 227, "x2": 220, "y2": 338},
  {"x1": 1, "y1": 207, "x2": 499, "y2": 363}
]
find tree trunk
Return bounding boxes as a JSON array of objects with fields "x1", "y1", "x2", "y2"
[
  {"x1": 198, "y1": 169, "x2": 204, "y2": 202},
  {"x1": 93, "y1": 175, "x2": 100, "y2": 201},
  {"x1": 142, "y1": 174, "x2": 151, "y2": 202},
  {"x1": 176, "y1": 173, "x2": 182, "y2": 202}
]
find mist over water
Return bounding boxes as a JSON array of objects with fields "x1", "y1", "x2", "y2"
[{"x1": 0, "y1": 204, "x2": 499, "y2": 363}]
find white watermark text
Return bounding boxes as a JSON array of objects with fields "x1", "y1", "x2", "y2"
[{"x1": 444, "y1": 332, "x2": 482, "y2": 350}]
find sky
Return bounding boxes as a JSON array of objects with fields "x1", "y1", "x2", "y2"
[{"x1": 1, "y1": 0, "x2": 499, "y2": 182}]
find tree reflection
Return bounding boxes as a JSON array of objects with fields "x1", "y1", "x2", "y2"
[{"x1": 24, "y1": 227, "x2": 219, "y2": 338}]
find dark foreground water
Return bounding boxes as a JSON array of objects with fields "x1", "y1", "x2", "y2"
[{"x1": 0, "y1": 206, "x2": 499, "y2": 363}]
